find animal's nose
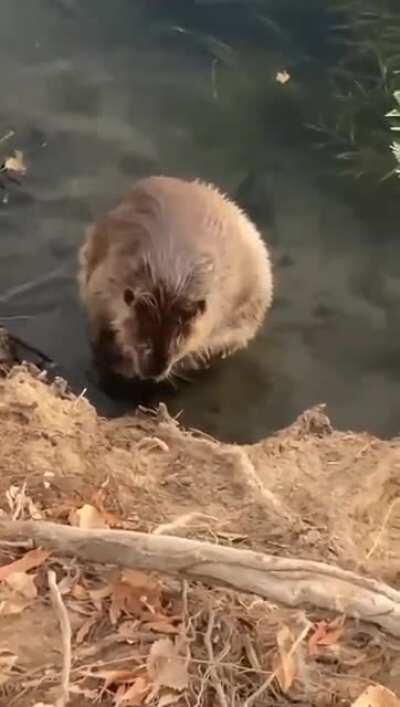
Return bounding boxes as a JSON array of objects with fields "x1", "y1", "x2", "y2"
[{"x1": 139, "y1": 351, "x2": 168, "y2": 380}]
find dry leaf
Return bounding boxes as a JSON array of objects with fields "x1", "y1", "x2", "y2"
[
  {"x1": 110, "y1": 571, "x2": 162, "y2": 624},
  {"x1": 157, "y1": 692, "x2": 182, "y2": 706},
  {"x1": 0, "y1": 594, "x2": 32, "y2": 616},
  {"x1": 89, "y1": 583, "x2": 112, "y2": 612},
  {"x1": 145, "y1": 620, "x2": 180, "y2": 635},
  {"x1": 0, "y1": 547, "x2": 49, "y2": 581},
  {"x1": 118, "y1": 620, "x2": 140, "y2": 642},
  {"x1": 76, "y1": 503, "x2": 109, "y2": 529},
  {"x1": 115, "y1": 676, "x2": 149, "y2": 705},
  {"x1": 110, "y1": 581, "x2": 142, "y2": 624},
  {"x1": 123, "y1": 570, "x2": 162, "y2": 610},
  {"x1": 96, "y1": 669, "x2": 136, "y2": 690},
  {"x1": 71, "y1": 583, "x2": 89, "y2": 601},
  {"x1": 28, "y1": 498, "x2": 43, "y2": 520},
  {"x1": 351, "y1": 685, "x2": 400, "y2": 707},
  {"x1": 76, "y1": 614, "x2": 99, "y2": 644},
  {"x1": 0, "y1": 652, "x2": 17, "y2": 687},
  {"x1": 276, "y1": 69, "x2": 291, "y2": 84},
  {"x1": 274, "y1": 625, "x2": 297, "y2": 693},
  {"x1": 69, "y1": 684, "x2": 99, "y2": 700},
  {"x1": 4, "y1": 150, "x2": 27, "y2": 175},
  {"x1": 89, "y1": 584, "x2": 112, "y2": 601},
  {"x1": 308, "y1": 616, "x2": 345, "y2": 656},
  {"x1": 147, "y1": 638, "x2": 189, "y2": 692},
  {"x1": 5, "y1": 571, "x2": 37, "y2": 598}
]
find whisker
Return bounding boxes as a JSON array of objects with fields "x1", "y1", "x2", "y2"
[{"x1": 171, "y1": 365, "x2": 192, "y2": 384}]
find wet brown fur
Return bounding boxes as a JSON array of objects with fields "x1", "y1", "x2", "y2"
[{"x1": 78, "y1": 176, "x2": 273, "y2": 382}]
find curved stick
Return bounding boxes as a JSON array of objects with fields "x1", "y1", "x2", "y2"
[{"x1": 1, "y1": 520, "x2": 400, "y2": 637}]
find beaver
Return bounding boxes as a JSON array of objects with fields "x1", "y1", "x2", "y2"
[{"x1": 78, "y1": 175, "x2": 273, "y2": 383}]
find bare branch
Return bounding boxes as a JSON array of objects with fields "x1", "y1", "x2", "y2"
[
  {"x1": 204, "y1": 611, "x2": 229, "y2": 707},
  {"x1": 2, "y1": 520, "x2": 400, "y2": 637},
  {"x1": 48, "y1": 570, "x2": 72, "y2": 707}
]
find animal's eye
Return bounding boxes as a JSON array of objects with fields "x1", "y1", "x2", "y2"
[
  {"x1": 195, "y1": 299, "x2": 206, "y2": 315},
  {"x1": 123, "y1": 288, "x2": 135, "y2": 306},
  {"x1": 180, "y1": 300, "x2": 206, "y2": 322}
]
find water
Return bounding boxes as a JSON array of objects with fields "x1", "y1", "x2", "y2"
[{"x1": 1, "y1": 0, "x2": 400, "y2": 443}]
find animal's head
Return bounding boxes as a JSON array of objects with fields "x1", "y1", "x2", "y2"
[{"x1": 111, "y1": 255, "x2": 212, "y2": 381}]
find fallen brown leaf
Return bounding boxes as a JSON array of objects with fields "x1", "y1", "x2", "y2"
[
  {"x1": 115, "y1": 676, "x2": 149, "y2": 705},
  {"x1": 75, "y1": 613, "x2": 99, "y2": 644},
  {"x1": 122, "y1": 569, "x2": 161, "y2": 594},
  {"x1": 5, "y1": 570, "x2": 37, "y2": 598},
  {"x1": 46, "y1": 501, "x2": 77, "y2": 520},
  {"x1": 88, "y1": 583, "x2": 112, "y2": 611},
  {"x1": 118, "y1": 620, "x2": 140, "y2": 642},
  {"x1": 351, "y1": 684, "x2": 400, "y2": 707},
  {"x1": 110, "y1": 581, "x2": 142, "y2": 624},
  {"x1": 0, "y1": 547, "x2": 49, "y2": 581},
  {"x1": 110, "y1": 570, "x2": 162, "y2": 624},
  {"x1": 75, "y1": 503, "x2": 109, "y2": 529},
  {"x1": 147, "y1": 638, "x2": 189, "y2": 693},
  {"x1": 0, "y1": 651, "x2": 18, "y2": 687},
  {"x1": 96, "y1": 669, "x2": 136, "y2": 690},
  {"x1": 308, "y1": 616, "x2": 345, "y2": 656},
  {"x1": 156, "y1": 692, "x2": 182, "y2": 707},
  {"x1": 145, "y1": 620, "x2": 180, "y2": 635},
  {"x1": 274, "y1": 625, "x2": 298, "y2": 693},
  {"x1": 71, "y1": 582, "x2": 89, "y2": 601},
  {"x1": 69, "y1": 684, "x2": 99, "y2": 700},
  {"x1": 0, "y1": 593, "x2": 32, "y2": 616}
]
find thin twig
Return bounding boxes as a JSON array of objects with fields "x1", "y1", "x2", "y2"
[
  {"x1": 366, "y1": 498, "x2": 400, "y2": 560},
  {"x1": 48, "y1": 570, "x2": 72, "y2": 707},
  {"x1": 244, "y1": 622, "x2": 311, "y2": 707},
  {"x1": 204, "y1": 611, "x2": 229, "y2": 707},
  {"x1": 0, "y1": 539, "x2": 33, "y2": 549},
  {"x1": 0, "y1": 130, "x2": 14, "y2": 145},
  {"x1": 242, "y1": 634, "x2": 261, "y2": 673},
  {"x1": 0, "y1": 264, "x2": 68, "y2": 304},
  {"x1": 7, "y1": 482, "x2": 27, "y2": 521}
]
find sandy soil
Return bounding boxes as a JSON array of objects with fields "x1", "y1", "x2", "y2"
[{"x1": 1, "y1": 365, "x2": 400, "y2": 706}]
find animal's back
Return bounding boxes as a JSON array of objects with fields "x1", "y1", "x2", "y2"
[
  {"x1": 119, "y1": 175, "x2": 273, "y2": 316},
  {"x1": 78, "y1": 175, "x2": 273, "y2": 379}
]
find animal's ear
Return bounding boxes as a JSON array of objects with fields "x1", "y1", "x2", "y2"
[{"x1": 123, "y1": 287, "x2": 135, "y2": 306}]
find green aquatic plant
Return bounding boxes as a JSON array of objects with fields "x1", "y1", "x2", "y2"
[
  {"x1": 148, "y1": 0, "x2": 333, "y2": 174},
  {"x1": 387, "y1": 90, "x2": 400, "y2": 177},
  {"x1": 309, "y1": 0, "x2": 400, "y2": 181},
  {"x1": 148, "y1": 0, "x2": 400, "y2": 183}
]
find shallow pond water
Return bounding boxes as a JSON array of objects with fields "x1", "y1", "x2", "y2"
[{"x1": 1, "y1": 0, "x2": 400, "y2": 443}]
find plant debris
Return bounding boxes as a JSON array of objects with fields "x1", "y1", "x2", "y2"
[
  {"x1": 2, "y1": 149, "x2": 27, "y2": 176},
  {"x1": 0, "y1": 365, "x2": 400, "y2": 705}
]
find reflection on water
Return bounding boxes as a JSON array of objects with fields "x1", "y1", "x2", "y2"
[{"x1": 1, "y1": 0, "x2": 400, "y2": 443}]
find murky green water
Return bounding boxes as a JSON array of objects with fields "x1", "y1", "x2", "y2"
[{"x1": 1, "y1": 0, "x2": 400, "y2": 443}]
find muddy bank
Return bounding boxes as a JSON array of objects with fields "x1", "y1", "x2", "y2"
[{"x1": 0, "y1": 365, "x2": 400, "y2": 705}]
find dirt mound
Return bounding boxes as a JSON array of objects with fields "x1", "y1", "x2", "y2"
[{"x1": 1, "y1": 366, "x2": 400, "y2": 706}]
